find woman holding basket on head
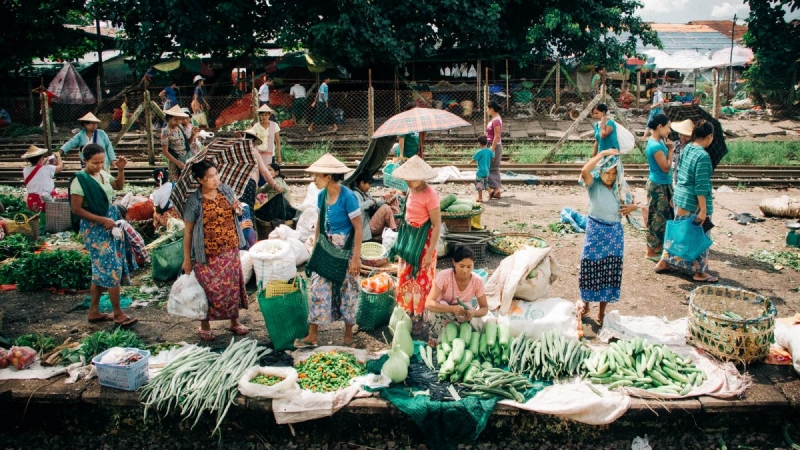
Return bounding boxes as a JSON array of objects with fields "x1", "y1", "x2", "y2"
[
  {"x1": 389, "y1": 156, "x2": 442, "y2": 335},
  {"x1": 69, "y1": 144, "x2": 137, "y2": 327},
  {"x1": 181, "y1": 159, "x2": 250, "y2": 341},
  {"x1": 295, "y1": 153, "x2": 363, "y2": 348}
]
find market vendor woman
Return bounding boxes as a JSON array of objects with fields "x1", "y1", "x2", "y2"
[
  {"x1": 389, "y1": 156, "x2": 441, "y2": 335},
  {"x1": 295, "y1": 153, "x2": 363, "y2": 348},
  {"x1": 182, "y1": 159, "x2": 250, "y2": 341},
  {"x1": 69, "y1": 144, "x2": 137, "y2": 327},
  {"x1": 424, "y1": 246, "x2": 488, "y2": 343},
  {"x1": 61, "y1": 112, "x2": 116, "y2": 170}
]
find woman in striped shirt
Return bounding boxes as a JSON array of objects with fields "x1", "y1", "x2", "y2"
[{"x1": 654, "y1": 121, "x2": 718, "y2": 283}]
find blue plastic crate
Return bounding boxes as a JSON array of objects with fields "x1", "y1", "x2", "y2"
[
  {"x1": 382, "y1": 162, "x2": 408, "y2": 192},
  {"x1": 92, "y1": 348, "x2": 150, "y2": 391}
]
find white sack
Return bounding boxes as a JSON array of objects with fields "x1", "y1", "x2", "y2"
[
  {"x1": 297, "y1": 182, "x2": 321, "y2": 212},
  {"x1": 515, "y1": 256, "x2": 558, "y2": 302},
  {"x1": 501, "y1": 380, "x2": 630, "y2": 425},
  {"x1": 472, "y1": 298, "x2": 578, "y2": 340},
  {"x1": 296, "y1": 208, "x2": 319, "y2": 241},
  {"x1": 775, "y1": 318, "x2": 800, "y2": 375},
  {"x1": 286, "y1": 238, "x2": 311, "y2": 266},
  {"x1": 249, "y1": 240, "x2": 297, "y2": 287},
  {"x1": 238, "y1": 366, "x2": 300, "y2": 399},
  {"x1": 167, "y1": 271, "x2": 208, "y2": 320},
  {"x1": 485, "y1": 247, "x2": 561, "y2": 314},
  {"x1": 269, "y1": 224, "x2": 301, "y2": 241},
  {"x1": 598, "y1": 311, "x2": 688, "y2": 346},
  {"x1": 240, "y1": 250, "x2": 254, "y2": 285}
]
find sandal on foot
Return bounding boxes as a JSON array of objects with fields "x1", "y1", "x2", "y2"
[
  {"x1": 343, "y1": 339, "x2": 358, "y2": 348},
  {"x1": 293, "y1": 339, "x2": 317, "y2": 349},
  {"x1": 645, "y1": 256, "x2": 661, "y2": 263},
  {"x1": 228, "y1": 325, "x2": 250, "y2": 335},
  {"x1": 88, "y1": 313, "x2": 114, "y2": 323},
  {"x1": 653, "y1": 266, "x2": 673, "y2": 274},
  {"x1": 198, "y1": 328, "x2": 214, "y2": 341},
  {"x1": 114, "y1": 316, "x2": 139, "y2": 328},
  {"x1": 694, "y1": 275, "x2": 719, "y2": 283}
]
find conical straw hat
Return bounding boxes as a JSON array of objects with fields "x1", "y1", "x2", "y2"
[
  {"x1": 306, "y1": 153, "x2": 351, "y2": 174},
  {"x1": 21, "y1": 145, "x2": 47, "y2": 159},
  {"x1": 77, "y1": 112, "x2": 101, "y2": 123},
  {"x1": 257, "y1": 104, "x2": 275, "y2": 114},
  {"x1": 390, "y1": 155, "x2": 437, "y2": 181},
  {"x1": 670, "y1": 119, "x2": 694, "y2": 136},
  {"x1": 242, "y1": 127, "x2": 262, "y2": 144},
  {"x1": 164, "y1": 105, "x2": 189, "y2": 118}
]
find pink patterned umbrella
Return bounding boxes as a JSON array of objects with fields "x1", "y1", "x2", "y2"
[
  {"x1": 170, "y1": 138, "x2": 258, "y2": 215},
  {"x1": 372, "y1": 107, "x2": 471, "y2": 138},
  {"x1": 48, "y1": 62, "x2": 95, "y2": 105}
]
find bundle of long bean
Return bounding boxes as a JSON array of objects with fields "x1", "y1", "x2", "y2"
[{"x1": 140, "y1": 339, "x2": 268, "y2": 436}]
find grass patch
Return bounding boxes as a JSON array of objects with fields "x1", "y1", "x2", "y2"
[
  {"x1": 723, "y1": 141, "x2": 800, "y2": 166},
  {"x1": 281, "y1": 141, "x2": 332, "y2": 165},
  {"x1": 749, "y1": 249, "x2": 800, "y2": 270}
]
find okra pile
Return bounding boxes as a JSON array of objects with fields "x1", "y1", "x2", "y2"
[
  {"x1": 586, "y1": 338, "x2": 706, "y2": 395},
  {"x1": 508, "y1": 330, "x2": 591, "y2": 380}
]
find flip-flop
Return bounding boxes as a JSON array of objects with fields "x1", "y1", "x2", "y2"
[
  {"x1": 343, "y1": 340, "x2": 358, "y2": 348},
  {"x1": 645, "y1": 256, "x2": 661, "y2": 263},
  {"x1": 198, "y1": 327, "x2": 215, "y2": 341},
  {"x1": 653, "y1": 267, "x2": 673, "y2": 274},
  {"x1": 88, "y1": 313, "x2": 114, "y2": 323},
  {"x1": 228, "y1": 325, "x2": 250, "y2": 335},
  {"x1": 294, "y1": 339, "x2": 317, "y2": 349},
  {"x1": 114, "y1": 316, "x2": 139, "y2": 328},
  {"x1": 694, "y1": 275, "x2": 719, "y2": 283}
]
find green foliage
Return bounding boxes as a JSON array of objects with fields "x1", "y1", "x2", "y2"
[
  {"x1": 743, "y1": 0, "x2": 800, "y2": 105},
  {"x1": 750, "y1": 249, "x2": 800, "y2": 270},
  {"x1": 0, "y1": 124, "x2": 43, "y2": 138},
  {"x1": 0, "y1": 194, "x2": 35, "y2": 220},
  {"x1": 0, "y1": 234, "x2": 37, "y2": 261},
  {"x1": 281, "y1": 141, "x2": 330, "y2": 165},
  {"x1": 0, "y1": 250, "x2": 91, "y2": 291},
  {"x1": 13, "y1": 333, "x2": 58, "y2": 354}
]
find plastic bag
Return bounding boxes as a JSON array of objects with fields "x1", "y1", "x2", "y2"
[
  {"x1": 285, "y1": 238, "x2": 310, "y2": 266},
  {"x1": 664, "y1": 217, "x2": 712, "y2": 261},
  {"x1": 167, "y1": 271, "x2": 208, "y2": 320},
  {"x1": 296, "y1": 208, "x2": 318, "y2": 241},
  {"x1": 238, "y1": 366, "x2": 300, "y2": 399},
  {"x1": 0, "y1": 349, "x2": 8, "y2": 369},
  {"x1": 775, "y1": 319, "x2": 800, "y2": 374},
  {"x1": 382, "y1": 228, "x2": 398, "y2": 251},
  {"x1": 269, "y1": 224, "x2": 301, "y2": 241},
  {"x1": 7, "y1": 346, "x2": 37, "y2": 370},
  {"x1": 616, "y1": 124, "x2": 635, "y2": 154},
  {"x1": 240, "y1": 250, "x2": 254, "y2": 285}
]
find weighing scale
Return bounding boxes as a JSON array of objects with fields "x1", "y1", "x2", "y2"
[{"x1": 786, "y1": 221, "x2": 800, "y2": 247}]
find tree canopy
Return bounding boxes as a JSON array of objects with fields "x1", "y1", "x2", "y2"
[
  {"x1": 743, "y1": 0, "x2": 800, "y2": 102},
  {"x1": 1, "y1": 0, "x2": 658, "y2": 75}
]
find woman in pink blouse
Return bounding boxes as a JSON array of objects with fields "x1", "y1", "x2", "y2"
[
  {"x1": 486, "y1": 101, "x2": 503, "y2": 199},
  {"x1": 424, "y1": 246, "x2": 489, "y2": 343}
]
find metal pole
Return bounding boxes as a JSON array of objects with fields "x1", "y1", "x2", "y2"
[
  {"x1": 143, "y1": 85, "x2": 154, "y2": 165},
  {"x1": 729, "y1": 14, "x2": 737, "y2": 96},
  {"x1": 484, "y1": 67, "x2": 489, "y2": 129},
  {"x1": 555, "y1": 59, "x2": 561, "y2": 108},
  {"x1": 476, "y1": 60, "x2": 481, "y2": 118},
  {"x1": 505, "y1": 59, "x2": 510, "y2": 113},
  {"x1": 95, "y1": 17, "x2": 104, "y2": 106},
  {"x1": 368, "y1": 69, "x2": 374, "y2": 137},
  {"x1": 636, "y1": 72, "x2": 641, "y2": 109}
]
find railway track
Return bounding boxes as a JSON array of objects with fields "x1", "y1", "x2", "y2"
[{"x1": 0, "y1": 163, "x2": 797, "y2": 187}]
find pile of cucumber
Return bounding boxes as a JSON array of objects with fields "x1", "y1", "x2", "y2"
[
  {"x1": 433, "y1": 322, "x2": 510, "y2": 383},
  {"x1": 585, "y1": 338, "x2": 706, "y2": 395}
]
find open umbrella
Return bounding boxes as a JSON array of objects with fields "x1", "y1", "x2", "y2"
[
  {"x1": 169, "y1": 138, "x2": 259, "y2": 215},
  {"x1": 372, "y1": 107, "x2": 471, "y2": 138},
  {"x1": 48, "y1": 62, "x2": 95, "y2": 105},
  {"x1": 665, "y1": 105, "x2": 727, "y2": 168}
]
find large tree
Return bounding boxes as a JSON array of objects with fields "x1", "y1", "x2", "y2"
[
  {"x1": 0, "y1": 0, "x2": 94, "y2": 75},
  {"x1": 272, "y1": 0, "x2": 658, "y2": 67},
  {"x1": 743, "y1": 0, "x2": 800, "y2": 104}
]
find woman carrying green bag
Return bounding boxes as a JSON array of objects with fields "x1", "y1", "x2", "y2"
[
  {"x1": 654, "y1": 120, "x2": 718, "y2": 283},
  {"x1": 295, "y1": 153, "x2": 363, "y2": 348}
]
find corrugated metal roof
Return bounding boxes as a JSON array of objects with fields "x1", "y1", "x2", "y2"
[{"x1": 621, "y1": 24, "x2": 737, "y2": 55}]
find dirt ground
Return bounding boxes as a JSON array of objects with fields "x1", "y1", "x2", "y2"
[{"x1": 2, "y1": 183, "x2": 799, "y2": 351}]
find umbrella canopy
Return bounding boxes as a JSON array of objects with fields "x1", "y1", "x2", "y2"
[
  {"x1": 344, "y1": 136, "x2": 397, "y2": 189},
  {"x1": 169, "y1": 138, "x2": 259, "y2": 215},
  {"x1": 665, "y1": 105, "x2": 727, "y2": 168},
  {"x1": 372, "y1": 107, "x2": 471, "y2": 138},
  {"x1": 48, "y1": 62, "x2": 95, "y2": 105}
]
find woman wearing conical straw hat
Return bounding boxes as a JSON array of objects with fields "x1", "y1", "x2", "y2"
[
  {"x1": 295, "y1": 153, "x2": 363, "y2": 348},
  {"x1": 161, "y1": 106, "x2": 192, "y2": 182},
  {"x1": 21, "y1": 145, "x2": 62, "y2": 212},
  {"x1": 388, "y1": 156, "x2": 441, "y2": 334},
  {"x1": 60, "y1": 112, "x2": 116, "y2": 170}
]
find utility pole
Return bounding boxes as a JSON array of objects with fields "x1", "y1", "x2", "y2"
[
  {"x1": 729, "y1": 14, "x2": 737, "y2": 96},
  {"x1": 95, "y1": 17, "x2": 104, "y2": 105}
]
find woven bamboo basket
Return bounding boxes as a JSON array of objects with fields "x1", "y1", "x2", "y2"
[
  {"x1": 361, "y1": 242, "x2": 388, "y2": 267},
  {"x1": 687, "y1": 285, "x2": 777, "y2": 365},
  {"x1": 487, "y1": 233, "x2": 548, "y2": 256},
  {"x1": 759, "y1": 196, "x2": 800, "y2": 218},
  {"x1": 441, "y1": 205, "x2": 484, "y2": 219}
]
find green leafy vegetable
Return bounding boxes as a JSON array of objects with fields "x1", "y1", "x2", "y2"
[
  {"x1": 0, "y1": 234, "x2": 36, "y2": 260},
  {"x1": 0, "y1": 194, "x2": 35, "y2": 220},
  {"x1": 0, "y1": 250, "x2": 91, "y2": 291},
  {"x1": 13, "y1": 333, "x2": 57, "y2": 353}
]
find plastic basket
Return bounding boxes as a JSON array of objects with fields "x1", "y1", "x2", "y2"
[
  {"x1": 382, "y1": 163, "x2": 408, "y2": 192},
  {"x1": 258, "y1": 276, "x2": 310, "y2": 351},
  {"x1": 45, "y1": 199, "x2": 72, "y2": 233},
  {"x1": 265, "y1": 279, "x2": 299, "y2": 297},
  {"x1": 151, "y1": 238, "x2": 184, "y2": 281},
  {"x1": 687, "y1": 285, "x2": 777, "y2": 365},
  {"x1": 446, "y1": 240, "x2": 487, "y2": 265},
  {"x1": 91, "y1": 348, "x2": 150, "y2": 391},
  {"x1": 356, "y1": 271, "x2": 396, "y2": 330}
]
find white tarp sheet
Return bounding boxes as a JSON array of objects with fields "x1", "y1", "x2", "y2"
[{"x1": 644, "y1": 46, "x2": 753, "y2": 70}]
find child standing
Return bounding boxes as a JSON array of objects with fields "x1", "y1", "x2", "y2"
[
  {"x1": 577, "y1": 149, "x2": 639, "y2": 325},
  {"x1": 472, "y1": 135, "x2": 494, "y2": 203}
]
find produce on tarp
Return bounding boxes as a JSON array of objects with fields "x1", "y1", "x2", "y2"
[
  {"x1": 389, "y1": 306, "x2": 412, "y2": 335},
  {"x1": 295, "y1": 350, "x2": 366, "y2": 392},
  {"x1": 60, "y1": 329, "x2": 145, "y2": 365},
  {"x1": 13, "y1": 333, "x2": 57, "y2": 354},
  {"x1": 0, "y1": 234, "x2": 37, "y2": 260},
  {"x1": 0, "y1": 250, "x2": 91, "y2": 291},
  {"x1": 507, "y1": 331, "x2": 590, "y2": 379},
  {"x1": 6, "y1": 346, "x2": 37, "y2": 370},
  {"x1": 0, "y1": 349, "x2": 8, "y2": 369}
]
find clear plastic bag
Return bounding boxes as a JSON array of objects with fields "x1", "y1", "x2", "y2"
[
  {"x1": 167, "y1": 271, "x2": 208, "y2": 320},
  {"x1": 7, "y1": 346, "x2": 37, "y2": 370}
]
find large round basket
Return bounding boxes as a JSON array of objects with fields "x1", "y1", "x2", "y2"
[
  {"x1": 441, "y1": 205, "x2": 484, "y2": 219},
  {"x1": 687, "y1": 285, "x2": 777, "y2": 365},
  {"x1": 361, "y1": 242, "x2": 388, "y2": 267},
  {"x1": 487, "y1": 233, "x2": 548, "y2": 256}
]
